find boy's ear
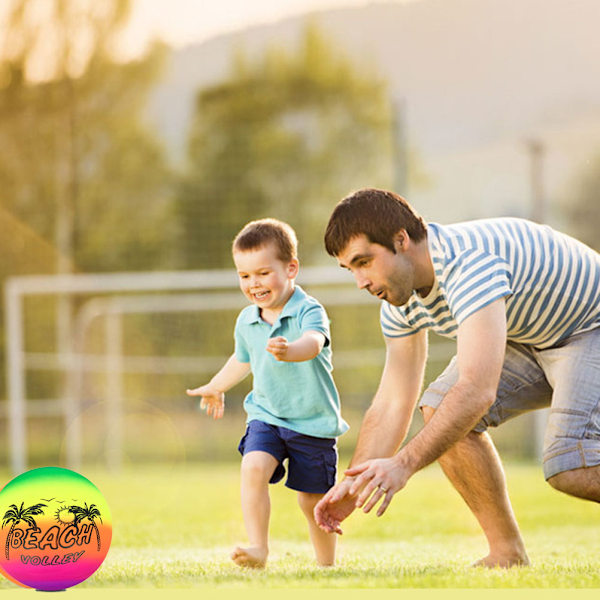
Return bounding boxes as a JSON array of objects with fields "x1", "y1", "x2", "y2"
[{"x1": 287, "y1": 258, "x2": 299, "y2": 278}]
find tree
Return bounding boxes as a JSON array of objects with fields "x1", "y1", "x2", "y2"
[
  {"x1": 2, "y1": 502, "x2": 46, "y2": 559},
  {"x1": 69, "y1": 502, "x2": 103, "y2": 551},
  {"x1": 0, "y1": 0, "x2": 174, "y2": 274},
  {"x1": 178, "y1": 23, "x2": 397, "y2": 268},
  {"x1": 565, "y1": 151, "x2": 600, "y2": 251},
  {"x1": 0, "y1": 0, "x2": 174, "y2": 413}
]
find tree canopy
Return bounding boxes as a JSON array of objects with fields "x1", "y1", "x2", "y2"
[{"x1": 178, "y1": 24, "x2": 397, "y2": 268}]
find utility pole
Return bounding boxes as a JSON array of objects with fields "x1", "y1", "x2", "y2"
[
  {"x1": 393, "y1": 98, "x2": 408, "y2": 196},
  {"x1": 526, "y1": 137, "x2": 549, "y2": 460},
  {"x1": 527, "y1": 138, "x2": 545, "y2": 223}
]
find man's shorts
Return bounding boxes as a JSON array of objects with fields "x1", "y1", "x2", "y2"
[
  {"x1": 419, "y1": 327, "x2": 600, "y2": 480},
  {"x1": 237, "y1": 420, "x2": 337, "y2": 494}
]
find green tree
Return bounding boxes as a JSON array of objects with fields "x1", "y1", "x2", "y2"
[
  {"x1": 0, "y1": 0, "x2": 174, "y2": 416},
  {"x1": 0, "y1": 0, "x2": 174, "y2": 274},
  {"x1": 565, "y1": 151, "x2": 600, "y2": 250},
  {"x1": 178, "y1": 24, "x2": 397, "y2": 268}
]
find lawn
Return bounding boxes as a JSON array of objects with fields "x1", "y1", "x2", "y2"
[{"x1": 1, "y1": 461, "x2": 599, "y2": 589}]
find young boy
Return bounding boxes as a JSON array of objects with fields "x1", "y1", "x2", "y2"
[{"x1": 187, "y1": 218, "x2": 348, "y2": 569}]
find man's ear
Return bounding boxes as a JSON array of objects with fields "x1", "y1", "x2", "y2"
[{"x1": 393, "y1": 229, "x2": 409, "y2": 252}]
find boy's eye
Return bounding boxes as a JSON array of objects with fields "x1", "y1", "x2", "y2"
[
  {"x1": 260, "y1": 271, "x2": 270, "y2": 276},
  {"x1": 240, "y1": 274, "x2": 249, "y2": 279}
]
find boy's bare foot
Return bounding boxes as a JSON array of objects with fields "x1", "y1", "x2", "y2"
[
  {"x1": 472, "y1": 552, "x2": 530, "y2": 568},
  {"x1": 231, "y1": 545, "x2": 268, "y2": 568}
]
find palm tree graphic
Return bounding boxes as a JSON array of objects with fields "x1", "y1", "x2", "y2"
[
  {"x1": 69, "y1": 503, "x2": 103, "y2": 551},
  {"x1": 2, "y1": 502, "x2": 47, "y2": 559}
]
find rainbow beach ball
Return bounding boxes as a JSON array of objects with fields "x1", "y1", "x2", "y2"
[{"x1": 0, "y1": 467, "x2": 112, "y2": 591}]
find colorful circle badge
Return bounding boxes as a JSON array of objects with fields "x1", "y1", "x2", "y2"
[{"x1": 0, "y1": 467, "x2": 112, "y2": 591}]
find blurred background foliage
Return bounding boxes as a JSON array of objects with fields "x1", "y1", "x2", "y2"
[{"x1": 1, "y1": 0, "x2": 599, "y2": 468}]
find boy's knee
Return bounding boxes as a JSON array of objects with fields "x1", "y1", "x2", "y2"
[
  {"x1": 297, "y1": 492, "x2": 321, "y2": 515},
  {"x1": 241, "y1": 452, "x2": 278, "y2": 482}
]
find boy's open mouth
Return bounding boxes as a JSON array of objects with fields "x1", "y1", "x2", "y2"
[{"x1": 253, "y1": 290, "x2": 270, "y2": 300}]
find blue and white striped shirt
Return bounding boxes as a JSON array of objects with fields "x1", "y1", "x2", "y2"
[{"x1": 380, "y1": 218, "x2": 600, "y2": 349}]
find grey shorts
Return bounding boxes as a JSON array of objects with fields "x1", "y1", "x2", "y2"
[{"x1": 419, "y1": 327, "x2": 600, "y2": 480}]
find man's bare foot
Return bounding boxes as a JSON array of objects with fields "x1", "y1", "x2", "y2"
[
  {"x1": 472, "y1": 552, "x2": 530, "y2": 568},
  {"x1": 231, "y1": 545, "x2": 268, "y2": 568}
]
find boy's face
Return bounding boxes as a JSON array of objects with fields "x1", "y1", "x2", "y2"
[{"x1": 233, "y1": 243, "x2": 298, "y2": 312}]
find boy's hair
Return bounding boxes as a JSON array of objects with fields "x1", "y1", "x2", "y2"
[
  {"x1": 324, "y1": 188, "x2": 427, "y2": 256},
  {"x1": 233, "y1": 218, "x2": 298, "y2": 262}
]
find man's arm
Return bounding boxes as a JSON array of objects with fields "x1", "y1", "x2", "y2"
[
  {"x1": 348, "y1": 328, "x2": 428, "y2": 466},
  {"x1": 348, "y1": 298, "x2": 507, "y2": 515},
  {"x1": 314, "y1": 329, "x2": 427, "y2": 533}
]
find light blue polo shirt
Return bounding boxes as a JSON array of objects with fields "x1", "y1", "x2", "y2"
[{"x1": 234, "y1": 285, "x2": 348, "y2": 439}]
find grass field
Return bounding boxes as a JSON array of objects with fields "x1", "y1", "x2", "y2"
[{"x1": 1, "y1": 461, "x2": 600, "y2": 589}]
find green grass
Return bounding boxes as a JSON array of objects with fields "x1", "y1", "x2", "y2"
[{"x1": 1, "y1": 462, "x2": 600, "y2": 588}]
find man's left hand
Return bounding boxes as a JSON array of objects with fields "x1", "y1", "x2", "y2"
[{"x1": 345, "y1": 456, "x2": 413, "y2": 517}]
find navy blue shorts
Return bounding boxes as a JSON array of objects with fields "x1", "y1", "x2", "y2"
[{"x1": 237, "y1": 420, "x2": 337, "y2": 494}]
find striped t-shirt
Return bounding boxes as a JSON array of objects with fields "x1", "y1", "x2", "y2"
[{"x1": 380, "y1": 218, "x2": 600, "y2": 349}]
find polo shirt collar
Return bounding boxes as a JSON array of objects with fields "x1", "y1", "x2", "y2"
[{"x1": 243, "y1": 285, "x2": 306, "y2": 325}]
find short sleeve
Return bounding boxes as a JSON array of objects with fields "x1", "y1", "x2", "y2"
[
  {"x1": 298, "y1": 303, "x2": 331, "y2": 346},
  {"x1": 443, "y1": 250, "x2": 512, "y2": 324},
  {"x1": 380, "y1": 301, "x2": 418, "y2": 338}
]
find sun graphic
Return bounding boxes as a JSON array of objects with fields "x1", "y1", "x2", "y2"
[{"x1": 54, "y1": 505, "x2": 75, "y2": 526}]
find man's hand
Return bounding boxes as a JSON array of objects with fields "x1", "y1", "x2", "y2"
[
  {"x1": 186, "y1": 384, "x2": 225, "y2": 419},
  {"x1": 345, "y1": 455, "x2": 413, "y2": 517},
  {"x1": 314, "y1": 477, "x2": 359, "y2": 534},
  {"x1": 266, "y1": 336, "x2": 289, "y2": 361}
]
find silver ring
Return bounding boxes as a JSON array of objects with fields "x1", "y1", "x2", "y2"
[{"x1": 379, "y1": 485, "x2": 388, "y2": 492}]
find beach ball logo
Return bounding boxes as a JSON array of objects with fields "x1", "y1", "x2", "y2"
[{"x1": 0, "y1": 467, "x2": 111, "y2": 591}]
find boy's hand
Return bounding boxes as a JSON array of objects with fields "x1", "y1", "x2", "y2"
[
  {"x1": 266, "y1": 336, "x2": 289, "y2": 361},
  {"x1": 186, "y1": 385, "x2": 225, "y2": 419}
]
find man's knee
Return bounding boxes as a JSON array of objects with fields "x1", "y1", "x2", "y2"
[{"x1": 420, "y1": 405, "x2": 435, "y2": 424}]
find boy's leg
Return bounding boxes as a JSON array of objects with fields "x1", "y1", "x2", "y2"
[
  {"x1": 232, "y1": 450, "x2": 279, "y2": 568},
  {"x1": 297, "y1": 492, "x2": 336, "y2": 566}
]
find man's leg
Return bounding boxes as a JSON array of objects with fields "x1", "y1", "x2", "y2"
[
  {"x1": 547, "y1": 466, "x2": 600, "y2": 501},
  {"x1": 422, "y1": 406, "x2": 529, "y2": 567},
  {"x1": 535, "y1": 328, "x2": 600, "y2": 503}
]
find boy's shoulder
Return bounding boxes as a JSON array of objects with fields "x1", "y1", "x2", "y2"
[
  {"x1": 235, "y1": 304, "x2": 261, "y2": 328},
  {"x1": 286, "y1": 286, "x2": 327, "y2": 316}
]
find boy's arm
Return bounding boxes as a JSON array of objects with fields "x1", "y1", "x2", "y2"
[
  {"x1": 186, "y1": 354, "x2": 251, "y2": 419},
  {"x1": 266, "y1": 331, "x2": 325, "y2": 362}
]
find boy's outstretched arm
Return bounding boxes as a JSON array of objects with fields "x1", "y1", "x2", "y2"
[
  {"x1": 186, "y1": 354, "x2": 251, "y2": 419},
  {"x1": 266, "y1": 331, "x2": 325, "y2": 362}
]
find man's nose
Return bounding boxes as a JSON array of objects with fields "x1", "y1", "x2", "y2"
[{"x1": 355, "y1": 272, "x2": 370, "y2": 290}]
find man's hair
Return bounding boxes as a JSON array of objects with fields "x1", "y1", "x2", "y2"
[
  {"x1": 233, "y1": 218, "x2": 298, "y2": 263},
  {"x1": 324, "y1": 188, "x2": 427, "y2": 256}
]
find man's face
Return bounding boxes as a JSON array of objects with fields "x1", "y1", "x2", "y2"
[{"x1": 336, "y1": 234, "x2": 415, "y2": 307}]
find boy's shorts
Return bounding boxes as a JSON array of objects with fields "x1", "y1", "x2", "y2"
[
  {"x1": 237, "y1": 420, "x2": 337, "y2": 494},
  {"x1": 419, "y1": 327, "x2": 600, "y2": 480}
]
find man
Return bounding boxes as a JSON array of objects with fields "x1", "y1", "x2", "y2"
[{"x1": 314, "y1": 188, "x2": 600, "y2": 567}]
